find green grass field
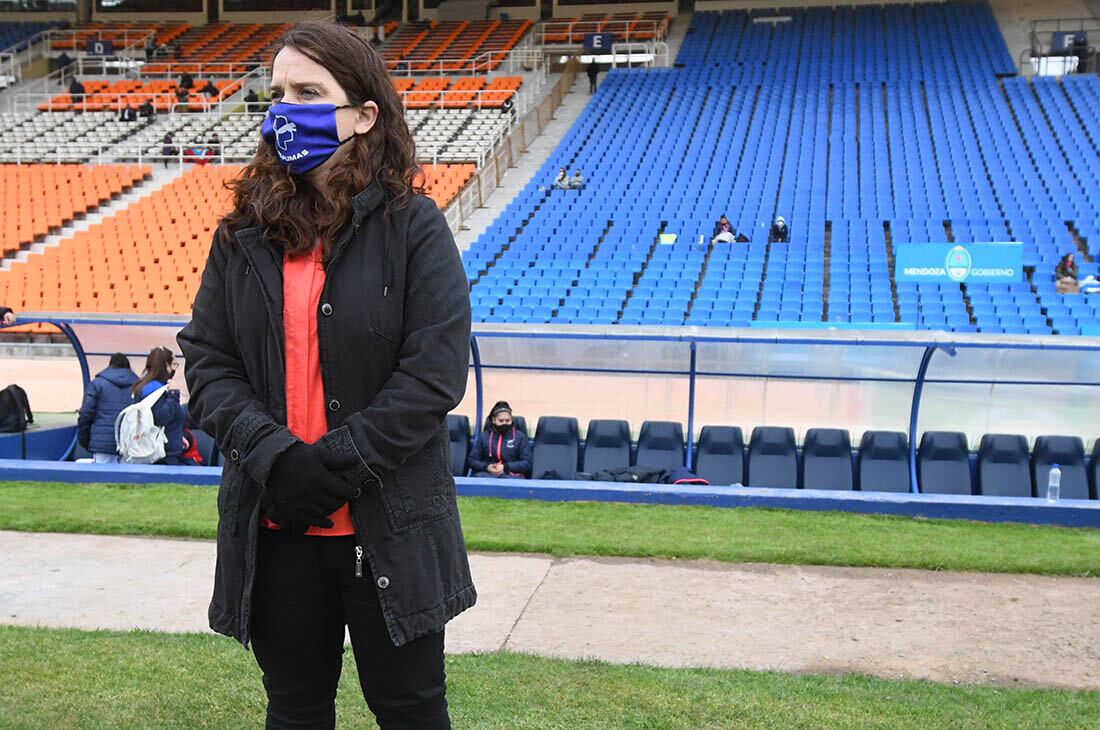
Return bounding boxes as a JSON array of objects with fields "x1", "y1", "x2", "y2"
[
  {"x1": 1, "y1": 482, "x2": 1099, "y2": 576},
  {"x1": 1, "y1": 626, "x2": 1097, "y2": 729}
]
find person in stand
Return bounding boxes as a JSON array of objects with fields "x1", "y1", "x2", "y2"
[
  {"x1": 569, "y1": 169, "x2": 586, "y2": 190},
  {"x1": 137, "y1": 99, "x2": 154, "y2": 119},
  {"x1": 77, "y1": 353, "x2": 138, "y2": 464},
  {"x1": 119, "y1": 103, "x2": 137, "y2": 122},
  {"x1": 0, "y1": 306, "x2": 15, "y2": 325},
  {"x1": 200, "y1": 78, "x2": 220, "y2": 98},
  {"x1": 179, "y1": 70, "x2": 194, "y2": 89},
  {"x1": 178, "y1": 22, "x2": 473, "y2": 729},
  {"x1": 68, "y1": 77, "x2": 86, "y2": 105},
  {"x1": 553, "y1": 167, "x2": 569, "y2": 190},
  {"x1": 467, "y1": 401, "x2": 533, "y2": 479},
  {"x1": 161, "y1": 133, "x2": 178, "y2": 167},
  {"x1": 244, "y1": 88, "x2": 259, "y2": 111},
  {"x1": 131, "y1": 346, "x2": 190, "y2": 466},
  {"x1": 712, "y1": 220, "x2": 736, "y2": 244},
  {"x1": 587, "y1": 58, "x2": 599, "y2": 93},
  {"x1": 769, "y1": 216, "x2": 790, "y2": 243}
]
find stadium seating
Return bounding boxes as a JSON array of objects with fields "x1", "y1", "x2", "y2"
[
  {"x1": 746, "y1": 426, "x2": 798, "y2": 489},
  {"x1": 693, "y1": 425, "x2": 743, "y2": 486},
  {"x1": 0, "y1": 162, "x2": 477, "y2": 316},
  {"x1": 42, "y1": 79, "x2": 244, "y2": 112},
  {"x1": 977, "y1": 434, "x2": 1032, "y2": 498},
  {"x1": 463, "y1": 2, "x2": 1098, "y2": 335},
  {"x1": 530, "y1": 415, "x2": 580, "y2": 479},
  {"x1": 446, "y1": 414, "x2": 470, "y2": 477},
  {"x1": 1032, "y1": 435, "x2": 1090, "y2": 500},
  {"x1": 383, "y1": 19, "x2": 532, "y2": 72},
  {"x1": 0, "y1": 21, "x2": 67, "y2": 53},
  {"x1": 918, "y1": 431, "x2": 973, "y2": 495},
  {"x1": 0, "y1": 111, "x2": 156, "y2": 163},
  {"x1": 539, "y1": 13, "x2": 669, "y2": 44},
  {"x1": 47, "y1": 21, "x2": 188, "y2": 52},
  {"x1": 0, "y1": 164, "x2": 149, "y2": 257},
  {"x1": 634, "y1": 420, "x2": 684, "y2": 470},
  {"x1": 142, "y1": 23, "x2": 288, "y2": 75},
  {"x1": 801, "y1": 428, "x2": 853, "y2": 491},
  {"x1": 582, "y1": 419, "x2": 631, "y2": 473},
  {"x1": 857, "y1": 431, "x2": 910, "y2": 493}
]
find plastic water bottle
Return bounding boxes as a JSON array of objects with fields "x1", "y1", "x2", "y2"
[{"x1": 1046, "y1": 464, "x2": 1061, "y2": 502}]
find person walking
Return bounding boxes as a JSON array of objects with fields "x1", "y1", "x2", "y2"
[{"x1": 178, "y1": 22, "x2": 474, "y2": 730}]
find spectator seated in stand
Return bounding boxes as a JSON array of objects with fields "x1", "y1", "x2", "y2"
[
  {"x1": 119, "y1": 103, "x2": 137, "y2": 122},
  {"x1": 137, "y1": 99, "x2": 154, "y2": 118},
  {"x1": 68, "y1": 78, "x2": 85, "y2": 100},
  {"x1": 569, "y1": 169, "x2": 585, "y2": 189},
  {"x1": 200, "y1": 79, "x2": 219, "y2": 98},
  {"x1": 77, "y1": 352, "x2": 138, "y2": 464},
  {"x1": 553, "y1": 167, "x2": 569, "y2": 190},
  {"x1": 0, "y1": 306, "x2": 14, "y2": 325},
  {"x1": 185, "y1": 138, "x2": 214, "y2": 165},
  {"x1": 769, "y1": 216, "x2": 789, "y2": 243},
  {"x1": 712, "y1": 220, "x2": 735, "y2": 244},
  {"x1": 1056, "y1": 252, "x2": 1080, "y2": 294},
  {"x1": 244, "y1": 88, "x2": 259, "y2": 111},
  {"x1": 466, "y1": 400, "x2": 533, "y2": 478},
  {"x1": 179, "y1": 71, "x2": 193, "y2": 90}
]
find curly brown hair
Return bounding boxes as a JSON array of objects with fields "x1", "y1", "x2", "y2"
[{"x1": 222, "y1": 22, "x2": 422, "y2": 256}]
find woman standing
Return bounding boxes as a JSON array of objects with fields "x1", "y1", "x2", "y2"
[{"x1": 178, "y1": 22, "x2": 474, "y2": 730}]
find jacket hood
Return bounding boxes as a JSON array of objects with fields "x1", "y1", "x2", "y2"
[{"x1": 97, "y1": 367, "x2": 138, "y2": 388}]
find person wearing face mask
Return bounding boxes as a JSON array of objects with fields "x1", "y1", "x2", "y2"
[
  {"x1": 178, "y1": 22, "x2": 473, "y2": 730},
  {"x1": 467, "y1": 401, "x2": 533, "y2": 479},
  {"x1": 131, "y1": 346, "x2": 190, "y2": 466}
]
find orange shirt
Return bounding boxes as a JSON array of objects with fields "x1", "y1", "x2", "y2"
[{"x1": 262, "y1": 244, "x2": 354, "y2": 536}]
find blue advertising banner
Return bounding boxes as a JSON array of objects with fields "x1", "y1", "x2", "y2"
[
  {"x1": 895, "y1": 243, "x2": 1023, "y2": 284},
  {"x1": 584, "y1": 33, "x2": 614, "y2": 52},
  {"x1": 85, "y1": 39, "x2": 114, "y2": 56}
]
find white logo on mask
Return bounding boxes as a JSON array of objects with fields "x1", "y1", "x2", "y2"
[{"x1": 272, "y1": 115, "x2": 297, "y2": 151}]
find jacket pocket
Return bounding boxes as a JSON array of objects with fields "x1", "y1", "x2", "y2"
[
  {"x1": 217, "y1": 459, "x2": 246, "y2": 537},
  {"x1": 381, "y1": 429, "x2": 454, "y2": 533}
]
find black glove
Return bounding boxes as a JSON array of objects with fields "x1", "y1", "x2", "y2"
[
  {"x1": 264, "y1": 442, "x2": 358, "y2": 531},
  {"x1": 260, "y1": 491, "x2": 330, "y2": 535}
]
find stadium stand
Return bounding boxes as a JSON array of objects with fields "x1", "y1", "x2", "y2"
[
  {"x1": 463, "y1": 2, "x2": 1100, "y2": 335},
  {"x1": 141, "y1": 23, "x2": 289, "y2": 75},
  {"x1": 0, "y1": 164, "x2": 149, "y2": 257},
  {"x1": 438, "y1": 415, "x2": 1099, "y2": 498},
  {"x1": 382, "y1": 19, "x2": 532, "y2": 72},
  {"x1": 0, "y1": 162, "x2": 475, "y2": 315},
  {"x1": 0, "y1": 21, "x2": 67, "y2": 53},
  {"x1": 47, "y1": 21, "x2": 189, "y2": 51},
  {"x1": 538, "y1": 13, "x2": 670, "y2": 44},
  {"x1": 40, "y1": 78, "x2": 244, "y2": 112},
  {"x1": 0, "y1": 111, "x2": 157, "y2": 162}
]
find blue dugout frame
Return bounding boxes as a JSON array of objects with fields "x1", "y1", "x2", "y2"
[{"x1": 7, "y1": 316, "x2": 1100, "y2": 499}]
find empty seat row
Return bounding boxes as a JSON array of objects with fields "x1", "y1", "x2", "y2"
[{"x1": 446, "y1": 416, "x2": 1100, "y2": 499}]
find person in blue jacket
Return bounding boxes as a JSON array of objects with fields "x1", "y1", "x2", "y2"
[
  {"x1": 77, "y1": 352, "x2": 138, "y2": 463},
  {"x1": 131, "y1": 346, "x2": 190, "y2": 466},
  {"x1": 467, "y1": 401, "x2": 533, "y2": 478}
]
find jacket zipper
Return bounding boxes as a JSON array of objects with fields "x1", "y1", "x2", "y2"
[{"x1": 354, "y1": 545, "x2": 363, "y2": 579}]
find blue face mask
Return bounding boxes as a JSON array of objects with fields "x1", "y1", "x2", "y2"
[{"x1": 261, "y1": 101, "x2": 354, "y2": 174}]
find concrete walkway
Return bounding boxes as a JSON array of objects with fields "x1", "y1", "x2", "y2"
[{"x1": 2, "y1": 531, "x2": 1099, "y2": 691}]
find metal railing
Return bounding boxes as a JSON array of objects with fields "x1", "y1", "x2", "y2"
[
  {"x1": 0, "y1": 52, "x2": 20, "y2": 86},
  {"x1": 1019, "y1": 17, "x2": 1099, "y2": 76},
  {"x1": 533, "y1": 19, "x2": 667, "y2": 47},
  {"x1": 11, "y1": 64, "x2": 265, "y2": 116},
  {"x1": 441, "y1": 60, "x2": 578, "y2": 233},
  {"x1": 399, "y1": 87, "x2": 523, "y2": 111},
  {"x1": 45, "y1": 27, "x2": 159, "y2": 56}
]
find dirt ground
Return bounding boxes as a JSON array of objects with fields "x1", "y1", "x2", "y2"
[{"x1": 2, "y1": 531, "x2": 1098, "y2": 690}]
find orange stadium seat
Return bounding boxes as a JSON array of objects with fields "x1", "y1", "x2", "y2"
[{"x1": 0, "y1": 164, "x2": 473, "y2": 316}]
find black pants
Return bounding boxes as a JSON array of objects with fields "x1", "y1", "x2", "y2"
[
  {"x1": 251, "y1": 529, "x2": 450, "y2": 729},
  {"x1": 589, "y1": 76, "x2": 597, "y2": 93}
]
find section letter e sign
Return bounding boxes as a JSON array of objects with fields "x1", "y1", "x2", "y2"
[{"x1": 584, "y1": 33, "x2": 613, "y2": 52}]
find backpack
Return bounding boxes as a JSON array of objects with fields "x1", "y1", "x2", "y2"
[
  {"x1": 114, "y1": 385, "x2": 168, "y2": 464},
  {"x1": 0, "y1": 384, "x2": 32, "y2": 433}
]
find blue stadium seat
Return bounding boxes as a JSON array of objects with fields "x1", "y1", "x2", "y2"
[
  {"x1": 635, "y1": 421, "x2": 685, "y2": 470},
  {"x1": 446, "y1": 414, "x2": 470, "y2": 478},
  {"x1": 801, "y1": 428, "x2": 853, "y2": 490},
  {"x1": 746, "y1": 426, "x2": 797, "y2": 489},
  {"x1": 531, "y1": 416, "x2": 580, "y2": 480},
  {"x1": 582, "y1": 419, "x2": 632, "y2": 473},
  {"x1": 918, "y1": 432, "x2": 973, "y2": 495},
  {"x1": 858, "y1": 431, "x2": 910, "y2": 492},
  {"x1": 976, "y1": 434, "x2": 1031, "y2": 497},
  {"x1": 512, "y1": 415, "x2": 528, "y2": 436},
  {"x1": 694, "y1": 426, "x2": 744, "y2": 485},
  {"x1": 1032, "y1": 436, "x2": 1091, "y2": 499},
  {"x1": 1092, "y1": 439, "x2": 1100, "y2": 501}
]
